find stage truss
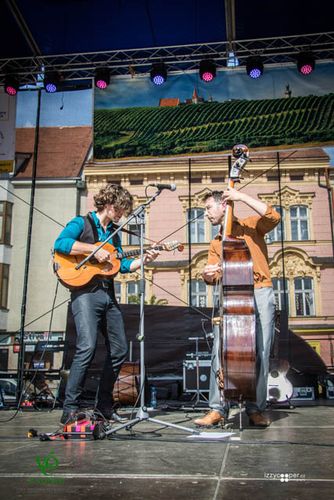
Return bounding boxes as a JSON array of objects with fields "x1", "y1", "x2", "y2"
[{"x1": 0, "y1": 32, "x2": 334, "y2": 85}]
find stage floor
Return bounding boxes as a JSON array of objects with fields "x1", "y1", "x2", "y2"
[{"x1": 0, "y1": 402, "x2": 333, "y2": 499}]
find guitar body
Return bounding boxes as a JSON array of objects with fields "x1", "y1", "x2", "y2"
[
  {"x1": 53, "y1": 242, "x2": 120, "y2": 289},
  {"x1": 267, "y1": 359, "x2": 293, "y2": 403},
  {"x1": 53, "y1": 239, "x2": 183, "y2": 289}
]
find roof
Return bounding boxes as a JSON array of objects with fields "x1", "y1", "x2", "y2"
[
  {"x1": 1, "y1": 0, "x2": 333, "y2": 58},
  {"x1": 159, "y1": 98, "x2": 180, "y2": 107},
  {"x1": 14, "y1": 126, "x2": 92, "y2": 179},
  {"x1": 0, "y1": 1, "x2": 334, "y2": 84}
]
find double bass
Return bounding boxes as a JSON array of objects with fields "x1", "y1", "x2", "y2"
[{"x1": 219, "y1": 145, "x2": 256, "y2": 401}]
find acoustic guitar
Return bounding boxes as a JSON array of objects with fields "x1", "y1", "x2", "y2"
[
  {"x1": 53, "y1": 240, "x2": 183, "y2": 289},
  {"x1": 267, "y1": 310, "x2": 293, "y2": 403},
  {"x1": 267, "y1": 358, "x2": 293, "y2": 403}
]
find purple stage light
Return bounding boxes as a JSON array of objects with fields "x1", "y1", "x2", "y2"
[
  {"x1": 246, "y1": 57, "x2": 263, "y2": 79},
  {"x1": 152, "y1": 74, "x2": 165, "y2": 85},
  {"x1": 150, "y1": 63, "x2": 167, "y2": 86},
  {"x1": 44, "y1": 71, "x2": 61, "y2": 93},
  {"x1": 249, "y1": 68, "x2": 262, "y2": 79},
  {"x1": 45, "y1": 82, "x2": 57, "y2": 93}
]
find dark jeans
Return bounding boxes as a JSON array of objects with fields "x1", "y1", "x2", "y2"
[{"x1": 63, "y1": 285, "x2": 128, "y2": 412}]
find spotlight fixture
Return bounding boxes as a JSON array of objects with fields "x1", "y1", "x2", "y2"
[
  {"x1": 44, "y1": 71, "x2": 61, "y2": 93},
  {"x1": 95, "y1": 67, "x2": 110, "y2": 89},
  {"x1": 199, "y1": 60, "x2": 216, "y2": 82},
  {"x1": 297, "y1": 52, "x2": 315, "y2": 76},
  {"x1": 4, "y1": 75, "x2": 19, "y2": 96},
  {"x1": 150, "y1": 63, "x2": 167, "y2": 85},
  {"x1": 246, "y1": 56, "x2": 263, "y2": 79}
]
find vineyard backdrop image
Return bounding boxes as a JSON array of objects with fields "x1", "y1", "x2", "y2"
[{"x1": 93, "y1": 93, "x2": 334, "y2": 159}]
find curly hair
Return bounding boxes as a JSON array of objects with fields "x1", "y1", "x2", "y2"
[{"x1": 94, "y1": 184, "x2": 133, "y2": 215}]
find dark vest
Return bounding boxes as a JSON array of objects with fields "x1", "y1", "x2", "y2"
[{"x1": 78, "y1": 212, "x2": 118, "y2": 290}]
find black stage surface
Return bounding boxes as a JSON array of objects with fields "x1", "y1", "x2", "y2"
[{"x1": 0, "y1": 401, "x2": 333, "y2": 499}]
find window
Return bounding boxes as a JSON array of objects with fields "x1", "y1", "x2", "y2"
[
  {"x1": 272, "y1": 277, "x2": 289, "y2": 313},
  {"x1": 294, "y1": 277, "x2": 314, "y2": 316},
  {"x1": 126, "y1": 281, "x2": 139, "y2": 304},
  {"x1": 0, "y1": 264, "x2": 9, "y2": 309},
  {"x1": 266, "y1": 205, "x2": 284, "y2": 243},
  {"x1": 190, "y1": 280, "x2": 207, "y2": 307},
  {"x1": 290, "y1": 205, "x2": 309, "y2": 241},
  {"x1": 188, "y1": 208, "x2": 205, "y2": 243},
  {"x1": 127, "y1": 221, "x2": 144, "y2": 246},
  {"x1": 114, "y1": 281, "x2": 121, "y2": 303},
  {"x1": 0, "y1": 202, "x2": 13, "y2": 245}
]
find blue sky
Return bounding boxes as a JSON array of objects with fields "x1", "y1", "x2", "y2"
[
  {"x1": 16, "y1": 88, "x2": 93, "y2": 127},
  {"x1": 14, "y1": 63, "x2": 334, "y2": 164},
  {"x1": 95, "y1": 62, "x2": 334, "y2": 109}
]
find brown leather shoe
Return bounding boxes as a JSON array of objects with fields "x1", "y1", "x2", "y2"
[
  {"x1": 248, "y1": 412, "x2": 271, "y2": 427},
  {"x1": 194, "y1": 410, "x2": 224, "y2": 427}
]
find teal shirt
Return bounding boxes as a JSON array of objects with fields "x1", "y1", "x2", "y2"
[{"x1": 54, "y1": 211, "x2": 134, "y2": 274}]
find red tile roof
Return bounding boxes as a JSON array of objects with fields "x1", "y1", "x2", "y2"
[
  {"x1": 159, "y1": 98, "x2": 180, "y2": 107},
  {"x1": 15, "y1": 126, "x2": 92, "y2": 179}
]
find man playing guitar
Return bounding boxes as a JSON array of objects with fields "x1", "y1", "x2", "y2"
[{"x1": 54, "y1": 183, "x2": 159, "y2": 425}]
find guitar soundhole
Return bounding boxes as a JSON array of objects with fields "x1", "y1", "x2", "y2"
[{"x1": 271, "y1": 370, "x2": 279, "y2": 378}]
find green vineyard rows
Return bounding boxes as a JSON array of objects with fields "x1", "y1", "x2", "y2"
[{"x1": 93, "y1": 93, "x2": 334, "y2": 158}]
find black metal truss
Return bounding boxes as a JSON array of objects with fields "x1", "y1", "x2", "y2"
[{"x1": 0, "y1": 31, "x2": 333, "y2": 85}]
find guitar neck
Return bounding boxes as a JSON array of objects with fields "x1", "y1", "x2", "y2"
[{"x1": 118, "y1": 245, "x2": 164, "y2": 259}]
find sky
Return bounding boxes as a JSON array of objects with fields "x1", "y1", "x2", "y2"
[{"x1": 95, "y1": 62, "x2": 334, "y2": 109}]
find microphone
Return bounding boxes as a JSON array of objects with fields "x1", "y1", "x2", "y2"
[{"x1": 148, "y1": 183, "x2": 176, "y2": 191}]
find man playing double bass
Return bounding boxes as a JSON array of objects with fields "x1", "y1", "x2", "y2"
[{"x1": 194, "y1": 187, "x2": 280, "y2": 427}]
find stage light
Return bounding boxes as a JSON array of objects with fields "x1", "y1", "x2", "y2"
[
  {"x1": 246, "y1": 56, "x2": 263, "y2": 79},
  {"x1": 150, "y1": 63, "x2": 167, "y2": 85},
  {"x1": 95, "y1": 68, "x2": 110, "y2": 89},
  {"x1": 297, "y1": 52, "x2": 315, "y2": 75},
  {"x1": 199, "y1": 60, "x2": 216, "y2": 82},
  {"x1": 4, "y1": 75, "x2": 19, "y2": 96},
  {"x1": 44, "y1": 71, "x2": 61, "y2": 93},
  {"x1": 227, "y1": 51, "x2": 240, "y2": 68}
]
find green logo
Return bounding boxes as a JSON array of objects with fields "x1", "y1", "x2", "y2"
[{"x1": 35, "y1": 450, "x2": 59, "y2": 475}]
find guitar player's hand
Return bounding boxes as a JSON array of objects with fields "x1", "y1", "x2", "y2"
[
  {"x1": 94, "y1": 248, "x2": 111, "y2": 263},
  {"x1": 143, "y1": 248, "x2": 160, "y2": 264}
]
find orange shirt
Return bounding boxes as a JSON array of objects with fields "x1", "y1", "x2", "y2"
[{"x1": 206, "y1": 205, "x2": 280, "y2": 288}]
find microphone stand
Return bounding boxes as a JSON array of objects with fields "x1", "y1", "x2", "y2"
[{"x1": 103, "y1": 188, "x2": 199, "y2": 438}]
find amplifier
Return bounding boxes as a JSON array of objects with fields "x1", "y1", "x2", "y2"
[
  {"x1": 291, "y1": 386, "x2": 315, "y2": 401},
  {"x1": 183, "y1": 359, "x2": 210, "y2": 393}
]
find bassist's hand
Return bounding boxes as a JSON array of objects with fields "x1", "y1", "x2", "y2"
[{"x1": 202, "y1": 263, "x2": 221, "y2": 283}]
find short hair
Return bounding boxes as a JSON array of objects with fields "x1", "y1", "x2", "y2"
[
  {"x1": 202, "y1": 190, "x2": 223, "y2": 203},
  {"x1": 94, "y1": 184, "x2": 133, "y2": 215}
]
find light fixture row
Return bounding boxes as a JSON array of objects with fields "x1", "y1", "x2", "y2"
[{"x1": 2, "y1": 52, "x2": 316, "y2": 95}]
